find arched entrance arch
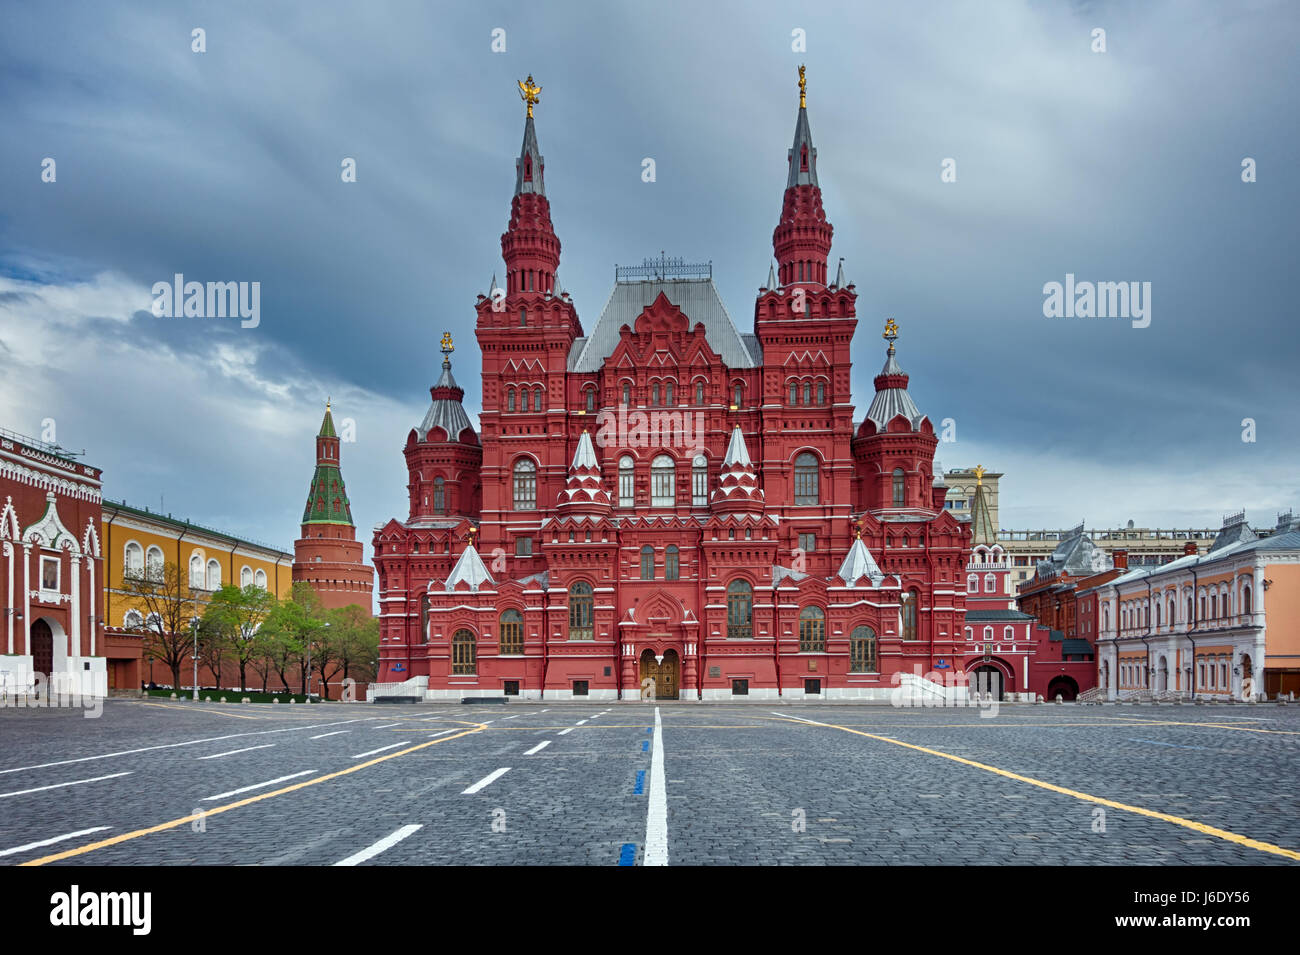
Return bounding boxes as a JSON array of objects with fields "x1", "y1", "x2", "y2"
[
  {"x1": 1240, "y1": 653, "x2": 1254, "y2": 700},
  {"x1": 1157, "y1": 655, "x2": 1169, "y2": 692},
  {"x1": 967, "y1": 660, "x2": 1009, "y2": 701},
  {"x1": 1047, "y1": 675, "x2": 1079, "y2": 702},
  {"x1": 639, "y1": 647, "x2": 680, "y2": 700}
]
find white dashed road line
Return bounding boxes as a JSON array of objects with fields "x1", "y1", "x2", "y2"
[
  {"x1": 333, "y1": 824, "x2": 423, "y2": 866},
  {"x1": 197, "y1": 744, "x2": 277, "y2": 760},
  {"x1": 0, "y1": 827, "x2": 112, "y2": 858},
  {"x1": 372, "y1": 723, "x2": 404, "y2": 729},
  {"x1": 0, "y1": 772, "x2": 133, "y2": 800},
  {"x1": 558, "y1": 728, "x2": 574, "y2": 736},
  {"x1": 644, "y1": 706, "x2": 668, "y2": 866},
  {"x1": 203, "y1": 770, "x2": 317, "y2": 801},
  {"x1": 523, "y1": 741, "x2": 551, "y2": 755},
  {"x1": 461, "y1": 768, "x2": 510, "y2": 794},
  {"x1": 576, "y1": 720, "x2": 588, "y2": 726},
  {"x1": 310, "y1": 731, "x2": 350, "y2": 740},
  {"x1": 350, "y1": 743, "x2": 405, "y2": 759}
]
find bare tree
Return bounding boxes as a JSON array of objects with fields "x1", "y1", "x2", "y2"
[{"x1": 121, "y1": 561, "x2": 202, "y2": 690}]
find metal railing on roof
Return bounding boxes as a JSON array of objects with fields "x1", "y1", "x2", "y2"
[
  {"x1": 614, "y1": 255, "x2": 711, "y2": 282},
  {"x1": 0, "y1": 426, "x2": 85, "y2": 463}
]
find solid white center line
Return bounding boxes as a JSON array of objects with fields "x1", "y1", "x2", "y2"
[
  {"x1": 197, "y1": 744, "x2": 276, "y2": 760},
  {"x1": 350, "y1": 743, "x2": 405, "y2": 759},
  {"x1": 0, "y1": 772, "x2": 132, "y2": 800},
  {"x1": 333, "y1": 824, "x2": 423, "y2": 866},
  {"x1": 523, "y1": 741, "x2": 551, "y2": 755},
  {"x1": 202, "y1": 770, "x2": 316, "y2": 801},
  {"x1": 310, "y1": 731, "x2": 350, "y2": 740},
  {"x1": 558, "y1": 728, "x2": 574, "y2": 736},
  {"x1": 0, "y1": 826, "x2": 112, "y2": 858},
  {"x1": 461, "y1": 768, "x2": 511, "y2": 794},
  {"x1": 644, "y1": 706, "x2": 668, "y2": 866}
]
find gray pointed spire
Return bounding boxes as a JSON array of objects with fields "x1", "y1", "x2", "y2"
[
  {"x1": 514, "y1": 115, "x2": 545, "y2": 196},
  {"x1": 570, "y1": 429, "x2": 598, "y2": 469},
  {"x1": 722, "y1": 425, "x2": 752, "y2": 467},
  {"x1": 766, "y1": 261, "x2": 777, "y2": 290},
  {"x1": 444, "y1": 543, "x2": 495, "y2": 592},
  {"x1": 837, "y1": 535, "x2": 884, "y2": 587},
  {"x1": 489, "y1": 273, "x2": 499, "y2": 298},
  {"x1": 553, "y1": 270, "x2": 564, "y2": 297},
  {"x1": 833, "y1": 258, "x2": 846, "y2": 288},
  {"x1": 786, "y1": 106, "x2": 819, "y2": 189}
]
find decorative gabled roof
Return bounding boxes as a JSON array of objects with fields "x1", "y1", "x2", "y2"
[
  {"x1": 567, "y1": 278, "x2": 759, "y2": 372},
  {"x1": 317, "y1": 405, "x2": 337, "y2": 438},
  {"x1": 23, "y1": 492, "x2": 80, "y2": 555},
  {"x1": 444, "y1": 543, "x2": 495, "y2": 592},
  {"x1": 303, "y1": 401, "x2": 354, "y2": 526},
  {"x1": 557, "y1": 430, "x2": 612, "y2": 513},
  {"x1": 1209, "y1": 511, "x2": 1257, "y2": 553},
  {"x1": 711, "y1": 426, "x2": 764, "y2": 511},
  {"x1": 836, "y1": 535, "x2": 884, "y2": 587},
  {"x1": 772, "y1": 564, "x2": 809, "y2": 587}
]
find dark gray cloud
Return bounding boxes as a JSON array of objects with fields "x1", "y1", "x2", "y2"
[{"x1": 0, "y1": 0, "x2": 1296, "y2": 554}]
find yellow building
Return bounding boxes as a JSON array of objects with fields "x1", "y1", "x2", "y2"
[{"x1": 100, "y1": 501, "x2": 294, "y2": 687}]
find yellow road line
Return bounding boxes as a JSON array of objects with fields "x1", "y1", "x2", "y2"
[
  {"x1": 20, "y1": 724, "x2": 487, "y2": 866},
  {"x1": 768, "y1": 715, "x2": 1300, "y2": 862},
  {"x1": 140, "y1": 702, "x2": 262, "y2": 720}
]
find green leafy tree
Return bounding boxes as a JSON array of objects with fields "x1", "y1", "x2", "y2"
[
  {"x1": 258, "y1": 583, "x2": 327, "y2": 695},
  {"x1": 330, "y1": 604, "x2": 379, "y2": 694},
  {"x1": 202, "y1": 584, "x2": 278, "y2": 691}
]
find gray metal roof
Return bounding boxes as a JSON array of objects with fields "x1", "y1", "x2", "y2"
[
  {"x1": 863, "y1": 385, "x2": 927, "y2": 431},
  {"x1": 567, "y1": 278, "x2": 759, "y2": 372},
  {"x1": 514, "y1": 115, "x2": 544, "y2": 196},
  {"x1": 965, "y1": 609, "x2": 1033, "y2": 621},
  {"x1": 416, "y1": 391, "x2": 474, "y2": 443},
  {"x1": 786, "y1": 106, "x2": 819, "y2": 188}
]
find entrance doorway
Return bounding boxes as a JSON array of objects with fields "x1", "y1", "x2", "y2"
[
  {"x1": 968, "y1": 664, "x2": 1004, "y2": 701},
  {"x1": 30, "y1": 619, "x2": 53, "y2": 702},
  {"x1": 639, "y1": 648, "x2": 680, "y2": 700}
]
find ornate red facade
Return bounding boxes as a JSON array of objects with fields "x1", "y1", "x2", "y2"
[{"x1": 373, "y1": 79, "x2": 975, "y2": 700}]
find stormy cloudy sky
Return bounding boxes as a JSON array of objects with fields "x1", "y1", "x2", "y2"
[{"x1": 1, "y1": 0, "x2": 1296, "y2": 563}]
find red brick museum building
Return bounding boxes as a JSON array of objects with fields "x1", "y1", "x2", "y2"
[{"x1": 372, "y1": 76, "x2": 980, "y2": 700}]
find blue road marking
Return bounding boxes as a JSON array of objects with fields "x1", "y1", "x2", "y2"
[
  {"x1": 646, "y1": 727, "x2": 653, "y2": 733},
  {"x1": 1126, "y1": 737, "x2": 1209, "y2": 751},
  {"x1": 641, "y1": 740, "x2": 649, "y2": 752},
  {"x1": 633, "y1": 770, "x2": 646, "y2": 794},
  {"x1": 618, "y1": 843, "x2": 637, "y2": 866}
]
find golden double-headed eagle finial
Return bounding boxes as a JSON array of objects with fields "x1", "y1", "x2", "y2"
[
  {"x1": 518, "y1": 75, "x2": 542, "y2": 117},
  {"x1": 883, "y1": 318, "x2": 899, "y2": 343},
  {"x1": 975, "y1": 464, "x2": 986, "y2": 486},
  {"x1": 798, "y1": 64, "x2": 807, "y2": 108},
  {"x1": 440, "y1": 331, "x2": 454, "y2": 354}
]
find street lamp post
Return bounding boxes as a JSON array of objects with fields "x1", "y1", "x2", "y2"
[{"x1": 191, "y1": 617, "x2": 199, "y2": 702}]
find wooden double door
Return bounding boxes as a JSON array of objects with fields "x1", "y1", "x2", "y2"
[{"x1": 639, "y1": 648, "x2": 680, "y2": 700}]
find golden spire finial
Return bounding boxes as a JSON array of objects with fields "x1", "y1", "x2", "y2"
[
  {"x1": 798, "y1": 64, "x2": 807, "y2": 108},
  {"x1": 326, "y1": 396, "x2": 331, "y2": 412},
  {"x1": 883, "y1": 318, "x2": 899, "y2": 346},
  {"x1": 518, "y1": 75, "x2": 542, "y2": 118},
  {"x1": 975, "y1": 464, "x2": 986, "y2": 486},
  {"x1": 440, "y1": 331, "x2": 454, "y2": 355}
]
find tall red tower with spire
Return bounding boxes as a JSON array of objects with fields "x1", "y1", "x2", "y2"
[{"x1": 292, "y1": 402, "x2": 374, "y2": 611}]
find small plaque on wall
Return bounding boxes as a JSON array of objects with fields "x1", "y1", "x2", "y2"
[
  {"x1": 709, "y1": 666, "x2": 721, "y2": 678},
  {"x1": 808, "y1": 660, "x2": 818, "y2": 672}
]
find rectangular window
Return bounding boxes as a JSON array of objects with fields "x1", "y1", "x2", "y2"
[
  {"x1": 572, "y1": 680, "x2": 589, "y2": 697},
  {"x1": 798, "y1": 533, "x2": 816, "y2": 552},
  {"x1": 804, "y1": 679, "x2": 821, "y2": 695},
  {"x1": 40, "y1": 556, "x2": 60, "y2": 593},
  {"x1": 503, "y1": 681, "x2": 520, "y2": 696},
  {"x1": 731, "y1": 679, "x2": 749, "y2": 696},
  {"x1": 515, "y1": 536, "x2": 533, "y2": 557},
  {"x1": 619, "y1": 464, "x2": 634, "y2": 507},
  {"x1": 692, "y1": 465, "x2": 707, "y2": 506}
]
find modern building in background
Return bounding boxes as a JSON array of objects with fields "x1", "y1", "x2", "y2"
[
  {"x1": 1086, "y1": 510, "x2": 1300, "y2": 701},
  {"x1": 292, "y1": 403, "x2": 374, "y2": 611},
  {"x1": 0, "y1": 427, "x2": 119, "y2": 699},
  {"x1": 373, "y1": 71, "x2": 975, "y2": 701}
]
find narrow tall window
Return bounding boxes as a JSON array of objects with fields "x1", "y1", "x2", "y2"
[
  {"x1": 892, "y1": 468, "x2": 906, "y2": 506},
  {"x1": 507, "y1": 387, "x2": 516, "y2": 412},
  {"x1": 640, "y1": 545, "x2": 655, "y2": 580},
  {"x1": 733, "y1": 383, "x2": 742, "y2": 407},
  {"x1": 519, "y1": 308, "x2": 527, "y2": 327},
  {"x1": 817, "y1": 382, "x2": 826, "y2": 405},
  {"x1": 124, "y1": 542, "x2": 143, "y2": 577},
  {"x1": 1243, "y1": 586, "x2": 1252, "y2": 615},
  {"x1": 695, "y1": 381, "x2": 704, "y2": 404},
  {"x1": 727, "y1": 580, "x2": 752, "y2": 639},
  {"x1": 666, "y1": 381, "x2": 674, "y2": 405},
  {"x1": 568, "y1": 581, "x2": 593, "y2": 640},
  {"x1": 794, "y1": 452, "x2": 819, "y2": 505},
  {"x1": 433, "y1": 476, "x2": 445, "y2": 514},
  {"x1": 451, "y1": 630, "x2": 476, "y2": 675},
  {"x1": 901, "y1": 591, "x2": 919, "y2": 640},
  {"x1": 499, "y1": 610, "x2": 523, "y2": 655},
  {"x1": 513, "y1": 459, "x2": 537, "y2": 510},
  {"x1": 585, "y1": 388, "x2": 595, "y2": 412},
  {"x1": 665, "y1": 545, "x2": 680, "y2": 581},
  {"x1": 850, "y1": 626, "x2": 877, "y2": 672},
  {"x1": 619, "y1": 455, "x2": 635, "y2": 507},
  {"x1": 651, "y1": 383, "x2": 660, "y2": 407},
  {"x1": 691, "y1": 454, "x2": 708, "y2": 506},
  {"x1": 622, "y1": 382, "x2": 632, "y2": 406},
  {"x1": 651, "y1": 454, "x2": 675, "y2": 506},
  {"x1": 789, "y1": 382, "x2": 798, "y2": 405},
  {"x1": 533, "y1": 387, "x2": 543, "y2": 412},
  {"x1": 803, "y1": 382, "x2": 811, "y2": 405},
  {"x1": 799, "y1": 606, "x2": 825, "y2": 652}
]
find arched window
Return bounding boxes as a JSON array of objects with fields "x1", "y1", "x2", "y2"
[
  {"x1": 189, "y1": 554, "x2": 204, "y2": 589},
  {"x1": 665, "y1": 381, "x2": 674, "y2": 405},
  {"x1": 651, "y1": 454, "x2": 675, "y2": 506},
  {"x1": 145, "y1": 612, "x2": 162, "y2": 632},
  {"x1": 691, "y1": 454, "x2": 708, "y2": 506},
  {"x1": 665, "y1": 545, "x2": 679, "y2": 581},
  {"x1": 727, "y1": 580, "x2": 752, "y2": 639},
  {"x1": 206, "y1": 559, "x2": 221, "y2": 591},
  {"x1": 817, "y1": 382, "x2": 826, "y2": 405},
  {"x1": 1155, "y1": 602, "x2": 1161, "y2": 628},
  {"x1": 789, "y1": 382, "x2": 798, "y2": 405},
  {"x1": 1004, "y1": 626, "x2": 1014, "y2": 641},
  {"x1": 622, "y1": 381, "x2": 632, "y2": 406},
  {"x1": 499, "y1": 610, "x2": 523, "y2": 655},
  {"x1": 1243, "y1": 585, "x2": 1252, "y2": 615},
  {"x1": 984, "y1": 573, "x2": 995, "y2": 593},
  {"x1": 695, "y1": 381, "x2": 705, "y2": 404},
  {"x1": 568, "y1": 581, "x2": 593, "y2": 640},
  {"x1": 803, "y1": 381, "x2": 811, "y2": 405},
  {"x1": 901, "y1": 591, "x2": 919, "y2": 640},
  {"x1": 519, "y1": 307, "x2": 527, "y2": 327},
  {"x1": 619, "y1": 455, "x2": 635, "y2": 507},
  {"x1": 513, "y1": 459, "x2": 537, "y2": 510},
  {"x1": 433, "y1": 476, "x2": 445, "y2": 514},
  {"x1": 254, "y1": 569, "x2": 267, "y2": 590},
  {"x1": 451, "y1": 630, "x2": 477, "y2": 675},
  {"x1": 850, "y1": 626, "x2": 876, "y2": 672},
  {"x1": 640, "y1": 546, "x2": 655, "y2": 580},
  {"x1": 733, "y1": 383, "x2": 742, "y2": 407},
  {"x1": 799, "y1": 606, "x2": 825, "y2": 652},
  {"x1": 892, "y1": 468, "x2": 906, "y2": 506},
  {"x1": 124, "y1": 542, "x2": 143, "y2": 578},
  {"x1": 241, "y1": 566, "x2": 253, "y2": 588},
  {"x1": 967, "y1": 574, "x2": 978, "y2": 593},
  {"x1": 124, "y1": 609, "x2": 144, "y2": 630},
  {"x1": 651, "y1": 383, "x2": 660, "y2": 407},
  {"x1": 533, "y1": 387, "x2": 543, "y2": 412},
  {"x1": 146, "y1": 546, "x2": 164, "y2": 581},
  {"x1": 1209, "y1": 594, "x2": 1217, "y2": 619},
  {"x1": 507, "y1": 387, "x2": 516, "y2": 412},
  {"x1": 794, "y1": 452, "x2": 819, "y2": 505},
  {"x1": 584, "y1": 387, "x2": 595, "y2": 412}
]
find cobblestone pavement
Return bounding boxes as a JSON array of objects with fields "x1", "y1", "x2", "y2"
[{"x1": 0, "y1": 698, "x2": 1296, "y2": 865}]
